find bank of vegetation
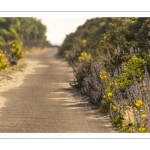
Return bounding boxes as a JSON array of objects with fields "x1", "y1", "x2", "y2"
[
  {"x1": 59, "y1": 17, "x2": 150, "y2": 132},
  {"x1": 0, "y1": 17, "x2": 50, "y2": 71}
]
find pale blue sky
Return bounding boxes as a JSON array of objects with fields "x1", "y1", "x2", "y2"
[{"x1": 37, "y1": 17, "x2": 94, "y2": 46}]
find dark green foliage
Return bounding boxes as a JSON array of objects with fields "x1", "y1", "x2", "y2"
[
  {"x1": 0, "y1": 17, "x2": 51, "y2": 65},
  {"x1": 115, "y1": 55, "x2": 146, "y2": 91},
  {"x1": 0, "y1": 17, "x2": 50, "y2": 48},
  {"x1": 61, "y1": 17, "x2": 150, "y2": 132},
  {"x1": 59, "y1": 18, "x2": 111, "y2": 55},
  {"x1": 61, "y1": 17, "x2": 150, "y2": 70}
]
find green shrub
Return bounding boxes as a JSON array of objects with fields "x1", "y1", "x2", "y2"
[{"x1": 115, "y1": 55, "x2": 146, "y2": 91}]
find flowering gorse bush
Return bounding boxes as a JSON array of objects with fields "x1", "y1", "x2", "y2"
[
  {"x1": 10, "y1": 43, "x2": 24, "y2": 59},
  {"x1": 0, "y1": 50, "x2": 8, "y2": 70},
  {"x1": 99, "y1": 70, "x2": 115, "y2": 112},
  {"x1": 82, "y1": 39, "x2": 87, "y2": 44},
  {"x1": 0, "y1": 42, "x2": 25, "y2": 69},
  {"x1": 78, "y1": 51, "x2": 91, "y2": 61},
  {"x1": 64, "y1": 50, "x2": 69, "y2": 59},
  {"x1": 106, "y1": 66, "x2": 150, "y2": 132}
]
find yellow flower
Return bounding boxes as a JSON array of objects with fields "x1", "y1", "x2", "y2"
[
  {"x1": 135, "y1": 99, "x2": 143, "y2": 107},
  {"x1": 139, "y1": 127, "x2": 146, "y2": 132},
  {"x1": 105, "y1": 89, "x2": 108, "y2": 93},
  {"x1": 0, "y1": 53, "x2": 4, "y2": 59},
  {"x1": 99, "y1": 71, "x2": 107, "y2": 80},
  {"x1": 104, "y1": 35, "x2": 107, "y2": 39},
  {"x1": 65, "y1": 52, "x2": 68, "y2": 58},
  {"x1": 78, "y1": 56, "x2": 84, "y2": 61},
  {"x1": 103, "y1": 95, "x2": 106, "y2": 99},
  {"x1": 141, "y1": 114, "x2": 146, "y2": 119},
  {"x1": 100, "y1": 75, "x2": 107, "y2": 80},
  {"x1": 110, "y1": 105, "x2": 117, "y2": 111},
  {"x1": 108, "y1": 92, "x2": 113, "y2": 97},
  {"x1": 86, "y1": 54, "x2": 91, "y2": 60},
  {"x1": 99, "y1": 74, "x2": 102, "y2": 79},
  {"x1": 100, "y1": 70, "x2": 106, "y2": 75},
  {"x1": 103, "y1": 76, "x2": 107, "y2": 79},
  {"x1": 64, "y1": 50, "x2": 69, "y2": 58},
  {"x1": 82, "y1": 39, "x2": 87, "y2": 44},
  {"x1": 12, "y1": 43, "x2": 16, "y2": 47},
  {"x1": 10, "y1": 48, "x2": 16, "y2": 53},
  {"x1": 81, "y1": 52, "x2": 87, "y2": 57}
]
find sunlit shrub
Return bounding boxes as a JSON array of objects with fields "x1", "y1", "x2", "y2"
[
  {"x1": 115, "y1": 55, "x2": 146, "y2": 91},
  {"x1": 10, "y1": 42, "x2": 24, "y2": 59},
  {"x1": 0, "y1": 50, "x2": 8, "y2": 70},
  {"x1": 109, "y1": 67, "x2": 150, "y2": 132},
  {"x1": 82, "y1": 39, "x2": 87, "y2": 44},
  {"x1": 99, "y1": 70, "x2": 114, "y2": 112},
  {"x1": 78, "y1": 51, "x2": 91, "y2": 61},
  {"x1": 64, "y1": 50, "x2": 69, "y2": 59}
]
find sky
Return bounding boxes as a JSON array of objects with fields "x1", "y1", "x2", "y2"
[{"x1": 37, "y1": 17, "x2": 94, "y2": 46}]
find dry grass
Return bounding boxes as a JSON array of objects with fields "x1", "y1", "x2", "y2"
[
  {"x1": 24, "y1": 47, "x2": 45, "y2": 54},
  {"x1": 0, "y1": 59, "x2": 26, "y2": 76}
]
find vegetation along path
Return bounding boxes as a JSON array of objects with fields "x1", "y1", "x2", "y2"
[{"x1": 0, "y1": 48, "x2": 117, "y2": 132}]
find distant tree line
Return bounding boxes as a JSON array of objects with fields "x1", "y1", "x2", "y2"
[{"x1": 0, "y1": 17, "x2": 51, "y2": 49}]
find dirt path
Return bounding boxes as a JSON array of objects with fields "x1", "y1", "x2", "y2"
[{"x1": 0, "y1": 48, "x2": 118, "y2": 132}]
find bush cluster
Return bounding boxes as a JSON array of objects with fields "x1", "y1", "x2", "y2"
[
  {"x1": 0, "y1": 17, "x2": 50, "y2": 71},
  {"x1": 60, "y1": 17, "x2": 150, "y2": 132}
]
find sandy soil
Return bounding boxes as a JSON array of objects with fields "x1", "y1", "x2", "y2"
[{"x1": 0, "y1": 59, "x2": 39, "y2": 109}]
